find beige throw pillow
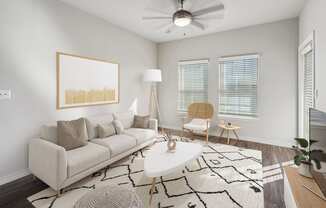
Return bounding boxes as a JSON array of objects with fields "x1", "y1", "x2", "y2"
[
  {"x1": 98, "y1": 123, "x2": 116, "y2": 138},
  {"x1": 133, "y1": 115, "x2": 150, "y2": 129},
  {"x1": 57, "y1": 118, "x2": 88, "y2": 150}
]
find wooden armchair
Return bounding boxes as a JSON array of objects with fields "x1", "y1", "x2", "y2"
[{"x1": 182, "y1": 103, "x2": 214, "y2": 144}]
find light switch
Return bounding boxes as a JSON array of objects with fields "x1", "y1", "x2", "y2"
[{"x1": 0, "y1": 90, "x2": 11, "y2": 100}]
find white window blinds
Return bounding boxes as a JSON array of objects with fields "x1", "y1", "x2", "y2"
[
  {"x1": 177, "y1": 60, "x2": 208, "y2": 112},
  {"x1": 218, "y1": 54, "x2": 259, "y2": 117},
  {"x1": 303, "y1": 48, "x2": 314, "y2": 136}
]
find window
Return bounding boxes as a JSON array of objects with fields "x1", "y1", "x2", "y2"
[
  {"x1": 218, "y1": 54, "x2": 259, "y2": 117},
  {"x1": 298, "y1": 32, "x2": 315, "y2": 138},
  {"x1": 177, "y1": 60, "x2": 208, "y2": 112}
]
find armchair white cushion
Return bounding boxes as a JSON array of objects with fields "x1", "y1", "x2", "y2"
[{"x1": 183, "y1": 118, "x2": 210, "y2": 131}]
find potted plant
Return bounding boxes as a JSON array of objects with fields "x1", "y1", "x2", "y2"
[{"x1": 293, "y1": 138, "x2": 323, "y2": 177}]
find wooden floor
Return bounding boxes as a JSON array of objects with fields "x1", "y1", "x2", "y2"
[{"x1": 0, "y1": 129, "x2": 295, "y2": 208}]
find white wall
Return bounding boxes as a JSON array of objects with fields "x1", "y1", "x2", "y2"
[
  {"x1": 300, "y1": 0, "x2": 326, "y2": 113},
  {"x1": 158, "y1": 19, "x2": 298, "y2": 147},
  {"x1": 0, "y1": 0, "x2": 157, "y2": 184}
]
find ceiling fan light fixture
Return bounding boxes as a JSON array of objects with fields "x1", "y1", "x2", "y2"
[{"x1": 173, "y1": 10, "x2": 192, "y2": 27}]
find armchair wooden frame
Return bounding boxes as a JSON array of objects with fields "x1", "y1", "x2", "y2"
[{"x1": 182, "y1": 103, "x2": 214, "y2": 144}]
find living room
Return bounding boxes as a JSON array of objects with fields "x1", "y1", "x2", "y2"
[{"x1": 0, "y1": 0, "x2": 326, "y2": 208}]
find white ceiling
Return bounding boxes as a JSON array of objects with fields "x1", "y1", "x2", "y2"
[{"x1": 60, "y1": 0, "x2": 306, "y2": 43}]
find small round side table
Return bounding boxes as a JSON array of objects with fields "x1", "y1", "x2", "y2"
[{"x1": 218, "y1": 124, "x2": 240, "y2": 144}]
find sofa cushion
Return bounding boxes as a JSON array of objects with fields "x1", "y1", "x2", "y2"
[
  {"x1": 183, "y1": 118, "x2": 210, "y2": 131},
  {"x1": 40, "y1": 124, "x2": 58, "y2": 144},
  {"x1": 84, "y1": 114, "x2": 114, "y2": 139},
  {"x1": 67, "y1": 143, "x2": 110, "y2": 177},
  {"x1": 91, "y1": 135, "x2": 137, "y2": 157},
  {"x1": 113, "y1": 111, "x2": 134, "y2": 129},
  {"x1": 123, "y1": 128, "x2": 156, "y2": 145}
]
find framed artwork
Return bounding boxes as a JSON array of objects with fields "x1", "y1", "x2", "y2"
[{"x1": 56, "y1": 52, "x2": 119, "y2": 109}]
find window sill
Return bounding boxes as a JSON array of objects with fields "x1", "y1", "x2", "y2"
[{"x1": 218, "y1": 114, "x2": 258, "y2": 120}]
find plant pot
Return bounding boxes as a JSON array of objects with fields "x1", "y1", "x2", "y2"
[{"x1": 298, "y1": 162, "x2": 312, "y2": 178}]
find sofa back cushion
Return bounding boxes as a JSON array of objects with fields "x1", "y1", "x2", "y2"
[
  {"x1": 113, "y1": 111, "x2": 134, "y2": 129},
  {"x1": 84, "y1": 114, "x2": 114, "y2": 139},
  {"x1": 40, "y1": 124, "x2": 58, "y2": 144}
]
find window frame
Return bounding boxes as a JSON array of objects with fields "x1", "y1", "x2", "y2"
[
  {"x1": 177, "y1": 59, "x2": 209, "y2": 113},
  {"x1": 218, "y1": 54, "x2": 260, "y2": 118}
]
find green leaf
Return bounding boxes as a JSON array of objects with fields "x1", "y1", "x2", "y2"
[
  {"x1": 309, "y1": 139, "x2": 319, "y2": 145},
  {"x1": 301, "y1": 149, "x2": 309, "y2": 155},
  {"x1": 294, "y1": 154, "x2": 306, "y2": 166},
  {"x1": 294, "y1": 138, "x2": 309, "y2": 148}
]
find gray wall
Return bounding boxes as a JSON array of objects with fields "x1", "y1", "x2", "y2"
[
  {"x1": 300, "y1": 0, "x2": 326, "y2": 113},
  {"x1": 0, "y1": 0, "x2": 157, "y2": 183},
  {"x1": 158, "y1": 19, "x2": 298, "y2": 147}
]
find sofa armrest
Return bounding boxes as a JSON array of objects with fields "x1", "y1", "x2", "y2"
[
  {"x1": 149, "y1": 119, "x2": 158, "y2": 133},
  {"x1": 28, "y1": 138, "x2": 67, "y2": 191}
]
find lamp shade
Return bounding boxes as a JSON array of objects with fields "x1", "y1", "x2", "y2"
[{"x1": 143, "y1": 69, "x2": 162, "y2": 82}]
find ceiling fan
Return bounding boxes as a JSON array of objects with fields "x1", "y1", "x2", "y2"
[{"x1": 142, "y1": 0, "x2": 224, "y2": 33}]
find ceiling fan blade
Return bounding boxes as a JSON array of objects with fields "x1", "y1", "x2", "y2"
[
  {"x1": 165, "y1": 24, "x2": 177, "y2": 34},
  {"x1": 193, "y1": 14, "x2": 224, "y2": 20},
  {"x1": 192, "y1": 4, "x2": 224, "y2": 16},
  {"x1": 142, "y1": 16, "x2": 172, "y2": 20},
  {"x1": 191, "y1": 21, "x2": 205, "y2": 30},
  {"x1": 155, "y1": 22, "x2": 173, "y2": 30}
]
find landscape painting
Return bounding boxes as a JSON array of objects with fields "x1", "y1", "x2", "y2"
[{"x1": 57, "y1": 52, "x2": 119, "y2": 109}]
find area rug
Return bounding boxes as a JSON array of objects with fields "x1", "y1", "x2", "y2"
[{"x1": 28, "y1": 136, "x2": 263, "y2": 208}]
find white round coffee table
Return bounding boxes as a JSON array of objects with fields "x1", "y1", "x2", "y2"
[{"x1": 144, "y1": 141, "x2": 203, "y2": 204}]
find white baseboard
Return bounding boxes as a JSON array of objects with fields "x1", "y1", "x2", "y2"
[
  {"x1": 160, "y1": 124, "x2": 294, "y2": 148},
  {"x1": 0, "y1": 169, "x2": 30, "y2": 186}
]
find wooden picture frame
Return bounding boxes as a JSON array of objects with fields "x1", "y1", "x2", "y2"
[{"x1": 56, "y1": 52, "x2": 120, "y2": 109}]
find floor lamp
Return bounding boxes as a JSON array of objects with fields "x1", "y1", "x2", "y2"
[{"x1": 144, "y1": 69, "x2": 162, "y2": 122}]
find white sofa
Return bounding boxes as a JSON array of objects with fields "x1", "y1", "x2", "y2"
[{"x1": 28, "y1": 111, "x2": 158, "y2": 195}]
